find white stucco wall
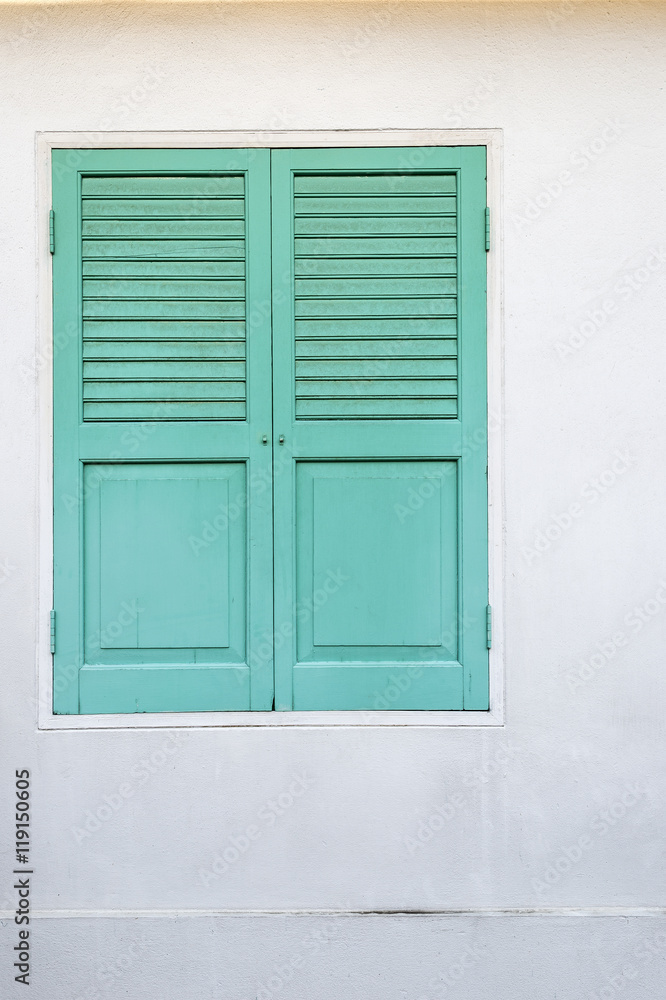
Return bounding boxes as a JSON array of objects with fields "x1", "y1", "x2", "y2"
[{"x1": 1, "y1": 2, "x2": 665, "y2": 997}]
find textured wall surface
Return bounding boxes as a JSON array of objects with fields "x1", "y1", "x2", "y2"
[{"x1": 1, "y1": 3, "x2": 665, "y2": 997}]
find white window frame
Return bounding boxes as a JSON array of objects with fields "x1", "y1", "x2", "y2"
[{"x1": 36, "y1": 128, "x2": 504, "y2": 730}]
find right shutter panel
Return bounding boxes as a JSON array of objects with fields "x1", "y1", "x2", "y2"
[{"x1": 271, "y1": 146, "x2": 489, "y2": 712}]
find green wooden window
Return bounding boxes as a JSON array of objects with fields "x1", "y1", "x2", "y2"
[{"x1": 52, "y1": 146, "x2": 488, "y2": 715}]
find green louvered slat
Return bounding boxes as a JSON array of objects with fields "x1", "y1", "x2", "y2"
[
  {"x1": 295, "y1": 358, "x2": 456, "y2": 378},
  {"x1": 82, "y1": 260, "x2": 245, "y2": 277},
  {"x1": 294, "y1": 216, "x2": 457, "y2": 236},
  {"x1": 294, "y1": 397, "x2": 458, "y2": 418},
  {"x1": 82, "y1": 360, "x2": 245, "y2": 379},
  {"x1": 82, "y1": 239, "x2": 245, "y2": 259},
  {"x1": 295, "y1": 236, "x2": 456, "y2": 257},
  {"x1": 83, "y1": 320, "x2": 245, "y2": 340},
  {"x1": 83, "y1": 381, "x2": 246, "y2": 401},
  {"x1": 83, "y1": 300, "x2": 246, "y2": 319},
  {"x1": 82, "y1": 219, "x2": 245, "y2": 238},
  {"x1": 294, "y1": 298, "x2": 456, "y2": 319},
  {"x1": 82, "y1": 199, "x2": 245, "y2": 218},
  {"x1": 295, "y1": 337, "x2": 457, "y2": 359},
  {"x1": 294, "y1": 277, "x2": 456, "y2": 297},
  {"x1": 82, "y1": 279, "x2": 245, "y2": 298},
  {"x1": 81, "y1": 175, "x2": 245, "y2": 196},
  {"x1": 83, "y1": 340, "x2": 246, "y2": 360},
  {"x1": 82, "y1": 400, "x2": 247, "y2": 421},
  {"x1": 294, "y1": 195, "x2": 456, "y2": 215},
  {"x1": 294, "y1": 318, "x2": 457, "y2": 338},
  {"x1": 294, "y1": 379, "x2": 457, "y2": 398},
  {"x1": 293, "y1": 174, "x2": 457, "y2": 194},
  {"x1": 294, "y1": 256, "x2": 457, "y2": 276}
]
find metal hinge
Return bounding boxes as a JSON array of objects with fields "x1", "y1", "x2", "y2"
[
  {"x1": 486, "y1": 605, "x2": 492, "y2": 649},
  {"x1": 49, "y1": 210, "x2": 55, "y2": 254},
  {"x1": 50, "y1": 610, "x2": 56, "y2": 653},
  {"x1": 485, "y1": 207, "x2": 490, "y2": 252}
]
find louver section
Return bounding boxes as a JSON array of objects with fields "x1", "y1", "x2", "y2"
[
  {"x1": 81, "y1": 175, "x2": 246, "y2": 421},
  {"x1": 293, "y1": 173, "x2": 457, "y2": 419}
]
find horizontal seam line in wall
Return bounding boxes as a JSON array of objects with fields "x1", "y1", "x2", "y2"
[{"x1": 4, "y1": 909, "x2": 666, "y2": 920}]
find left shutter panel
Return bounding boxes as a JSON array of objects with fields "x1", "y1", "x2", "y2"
[{"x1": 52, "y1": 149, "x2": 274, "y2": 715}]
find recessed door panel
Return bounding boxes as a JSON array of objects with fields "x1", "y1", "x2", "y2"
[
  {"x1": 87, "y1": 463, "x2": 245, "y2": 653},
  {"x1": 296, "y1": 461, "x2": 457, "y2": 654}
]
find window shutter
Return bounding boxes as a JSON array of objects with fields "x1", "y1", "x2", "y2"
[
  {"x1": 52, "y1": 149, "x2": 274, "y2": 714},
  {"x1": 53, "y1": 145, "x2": 489, "y2": 716},
  {"x1": 271, "y1": 147, "x2": 489, "y2": 711}
]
